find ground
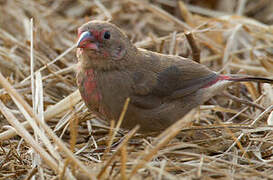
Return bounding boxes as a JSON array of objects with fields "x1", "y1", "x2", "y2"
[{"x1": 0, "y1": 0, "x2": 273, "y2": 179}]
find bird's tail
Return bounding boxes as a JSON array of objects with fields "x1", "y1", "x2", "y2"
[{"x1": 222, "y1": 75, "x2": 273, "y2": 84}]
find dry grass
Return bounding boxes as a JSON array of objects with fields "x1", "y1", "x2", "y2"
[{"x1": 0, "y1": 0, "x2": 273, "y2": 179}]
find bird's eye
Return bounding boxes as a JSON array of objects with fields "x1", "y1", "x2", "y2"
[{"x1": 103, "y1": 31, "x2": 111, "y2": 40}]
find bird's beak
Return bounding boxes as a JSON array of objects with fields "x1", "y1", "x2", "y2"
[{"x1": 77, "y1": 31, "x2": 98, "y2": 50}]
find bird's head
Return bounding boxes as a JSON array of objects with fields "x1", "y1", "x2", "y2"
[{"x1": 77, "y1": 20, "x2": 136, "y2": 70}]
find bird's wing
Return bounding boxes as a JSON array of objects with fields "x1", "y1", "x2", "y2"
[{"x1": 130, "y1": 50, "x2": 218, "y2": 109}]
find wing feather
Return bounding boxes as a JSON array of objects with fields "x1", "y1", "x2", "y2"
[{"x1": 130, "y1": 50, "x2": 218, "y2": 109}]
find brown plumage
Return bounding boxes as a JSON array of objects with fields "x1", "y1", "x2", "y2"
[{"x1": 76, "y1": 20, "x2": 273, "y2": 133}]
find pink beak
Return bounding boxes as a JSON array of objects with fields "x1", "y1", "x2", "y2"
[{"x1": 77, "y1": 31, "x2": 99, "y2": 50}]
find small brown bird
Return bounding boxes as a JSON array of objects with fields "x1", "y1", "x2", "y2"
[{"x1": 76, "y1": 20, "x2": 273, "y2": 133}]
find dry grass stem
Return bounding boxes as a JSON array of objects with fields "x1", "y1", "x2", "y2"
[
  {"x1": 0, "y1": 90, "x2": 81, "y2": 141},
  {"x1": 185, "y1": 32, "x2": 200, "y2": 63}
]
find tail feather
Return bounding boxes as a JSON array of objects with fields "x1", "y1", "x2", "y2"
[{"x1": 225, "y1": 75, "x2": 273, "y2": 84}]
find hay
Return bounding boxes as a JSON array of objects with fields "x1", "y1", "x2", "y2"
[{"x1": 0, "y1": 0, "x2": 273, "y2": 179}]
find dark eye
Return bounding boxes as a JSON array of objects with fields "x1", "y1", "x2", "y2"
[{"x1": 103, "y1": 31, "x2": 111, "y2": 40}]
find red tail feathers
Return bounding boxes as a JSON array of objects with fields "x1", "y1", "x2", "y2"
[
  {"x1": 224, "y1": 75, "x2": 273, "y2": 84},
  {"x1": 202, "y1": 75, "x2": 272, "y2": 88}
]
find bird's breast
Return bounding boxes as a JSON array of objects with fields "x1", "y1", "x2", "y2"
[{"x1": 77, "y1": 68, "x2": 102, "y2": 112}]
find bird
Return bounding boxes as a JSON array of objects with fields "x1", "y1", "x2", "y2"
[{"x1": 76, "y1": 20, "x2": 273, "y2": 133}]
